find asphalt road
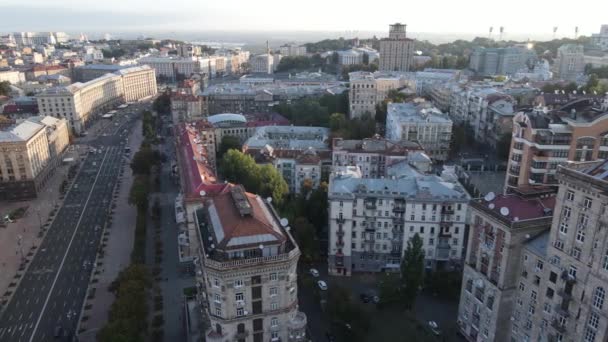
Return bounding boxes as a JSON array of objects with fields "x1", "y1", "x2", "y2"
[{"x1": 0, "y1": 105, "x2": 144, "y2": 342}]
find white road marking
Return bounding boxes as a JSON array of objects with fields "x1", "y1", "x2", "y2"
[{"x1": 28, "y1": 148, "x2": 111, "y2": 342}]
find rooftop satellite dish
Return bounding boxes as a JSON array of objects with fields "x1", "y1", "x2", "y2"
[
  {"x1": 267, "y1": 197, "x2": 272, "y2": 203},
  {"x1": 525, "y1": 234, "x2": 530, "y2": 239},
  {"x1": 500, "y1": 207, "x2": 510, "y2": 216},
  {"x1": 199, "y1": 190, "x2": 206, "y2": 197},
  {"x1": 285, "y1": 226, "x2": 291, "y2": 231},
  {"x1": 489, "y1": 203, "x2": 495, "y2": 209},
  {"x1": 514, "y1": 216, "x2": 519, "y2": 221},
  {"x1": 484, "y1": 192, "x2": 496, "y2": 202},
  {"x1": 280, "y1": 218, "x2": 289, "y2": 227},
  {"x1": 259, "y1": 244, "x2": 264, "y2": 250}
]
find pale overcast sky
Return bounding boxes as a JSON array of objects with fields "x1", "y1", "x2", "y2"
[{"x1": 1, "y1": 0, "x2": 606, "y2": 36}]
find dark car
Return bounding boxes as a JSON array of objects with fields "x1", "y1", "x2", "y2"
[
  {"x1": 359, "y1": 293, "x2": 370, "y2": 303},
  {"x1": 53, "y1": 325, "x2": 62, "y2": 338}
]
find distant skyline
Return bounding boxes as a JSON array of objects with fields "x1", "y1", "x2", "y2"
[{"x1": 1, "y1": 0, "x2": 607, "y2": 43}]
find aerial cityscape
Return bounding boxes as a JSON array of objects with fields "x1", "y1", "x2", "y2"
[{"x1": 1, "y1": 5, "x2": 608, "y2": 342}]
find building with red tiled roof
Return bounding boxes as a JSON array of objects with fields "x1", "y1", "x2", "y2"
[
  {"x1": 192, "y1": 183, "x2": 307, "y2": 342},
  {"x1": 26, "y1": 64, "x2": 69, "y2": 81}
]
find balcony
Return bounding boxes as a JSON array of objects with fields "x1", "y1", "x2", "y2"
[
  {"x1": 235, "y1": 330, "x2": 250, "y2": 340},
  {"x1": 392, "y1": 216, "x2": 404, "y2": 224},
  {"x1": 336, "y1": 217, "x2": 346, "y2": 224},
  {"x1": 287, "y1": 311, "x2": 307, "y2": 331},
  {"x1": 336, "y1": 239, "x2": 345, "y2": 247},
  {"x1": 393, "y1": 205, "x2": 405, "y2": 213},
  {"x1": 551, "y1": 319, "x2": 567, "y2": 333},
  {"x1": 554, "y1": 300, "x2": 571, "y2": 317},
  {"x1": 336, "y1": 229, "x2": 345, "y2": 238},
  {"x1": 561, "y1": 270, "x2": 577, "y2": 284},
  {"x1": 441, "y1": 207, "x2": 455, "y2": 215},
  {"x1": 364, "y1": 201, "x2": 377, "y2": 210}
]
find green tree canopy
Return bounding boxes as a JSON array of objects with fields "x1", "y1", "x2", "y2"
[
  {"x1": 217, "y1": 135, "x2": 242, "y2": 159},
  {"x1": 0, "y1": 81, "x2": 11, "y2": 96},
  {"x1": 401, "y1": 233, "x2": 425, "y2": 309}
]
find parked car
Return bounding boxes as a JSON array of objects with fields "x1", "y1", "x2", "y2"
[
  {"x1": 359, "y1": 293, "x2": 370, "y2": 303},
  {"x1": 317, "y1": 280, "x2": 328, "y2": 291},
  {"x1": 309, "y1": 268, "x2": 320, "y2": 277},
  {"x1": 428, "y1": 321, "x2": 441, "y2": 336}
]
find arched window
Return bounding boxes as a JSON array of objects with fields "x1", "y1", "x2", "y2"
[{"x1": 593, "y1": 287, "x2": 605, "y2": 310}]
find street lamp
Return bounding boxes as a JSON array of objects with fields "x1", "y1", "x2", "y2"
[
  {"x1": 35, "y1": 207, "x2": 42, "y2": 233},
  {"x1": 16, "y1": 235, "x2": 24, "y2": 264}
]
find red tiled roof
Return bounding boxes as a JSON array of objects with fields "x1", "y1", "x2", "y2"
[
  {"x1": 483, "y1": 194, "x2": 556, "y2": 222},
  {"x1": 31, "y1": 65, "x2": 67, "y2": 72},
  {"x1": 177, "y1": 122, "x2": 218, "y2": 199},
  {"x1": 210, "y1": 186, "x2": 285, "y2": 249}
]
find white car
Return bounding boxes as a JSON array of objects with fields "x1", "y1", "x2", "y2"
[
  {"x1": 309, "y1": 268, "x2": 320, "y2": 277},
  {"x1": 428, "y1": 321, "x2": 441, "y2": 335},
  {"x1": 317, "y1": 280, "x2": 328, "y2": 291}
]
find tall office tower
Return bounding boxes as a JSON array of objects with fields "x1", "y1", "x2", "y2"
[{"x1": 379, "y1": 23, "x2": 415, "y2": 72}]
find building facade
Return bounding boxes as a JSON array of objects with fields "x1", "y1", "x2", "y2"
[
  {"x1": 591, "y1": 25, "x2": 608, "y2": 51},
  {"x1": 37, "y1": 65, "x2": 157, "y2": 133},
  {"x1": 328, "y1": 167, "x2": 470, "y2": 276},
  {"x1": 385, "y1": 101, "x2": 452, "y2": 161},
  {"x1": 194, "y1": 184, "x2": 307, "y2": 342},
  {"x1": 457, "y1": 193, "x2": 555, "y2": 342},
  {"x1": 555, "y1": 44, "x2": 585, "y2": 82},
  {"x1": 279, "y1": 44, "x2": 307, "y2": 57},
  {"x1": 469, "y1": 46, "x2": 537, "y2": 76},
  {"x1": 0, "y1": 116, "x2": 69, "y2": 200},
  {"x1": 504, "y1": 96, "x2": 608, "y2": 192},
  {"x1": 379, "y1": 23, "x2": 414, "y2": 72},
  {"x1": 348, "y1": 71, "x2": 411, "y2": 118}
]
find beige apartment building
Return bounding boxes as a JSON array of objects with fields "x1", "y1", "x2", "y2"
[
  {"x1": 0, "y1": 116, "x2": 69, "y2": 200},
  {"x1": 505, "y1": 96, "x2": 608, "y2": 193},
  {"x1": 379, "y1": 23, "x2": 415, "y2": 72},
  {"x1": 37, "y1": 65, "x2": 156, "y2": 133},
  {"x1": 194, "y1": 185, "x2": 307, "y2": 342},
  {"x1": 348, "y1": 71, "x2": 411, "y2": 118}
]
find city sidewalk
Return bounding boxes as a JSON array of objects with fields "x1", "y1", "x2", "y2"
[
  {"x1": 77, "y1": 119, "x2": 143, "y2": 342},
  {"x1": 0, "y1": 145, "x2": 86, "y2": 308}
]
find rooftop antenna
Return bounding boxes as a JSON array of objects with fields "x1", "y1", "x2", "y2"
[
  {"x1": 574, "y1": 26, "x2": 579, "y2": 39},
  {"x1": 499, "y1": 26, "x2": 504, "y2": 41},
  {"x1": 553, "y1": 26, "x2": 558, "y2": 39},
  {"x1": 489, "y1": 27, "x2": 494, "y2": 39}
]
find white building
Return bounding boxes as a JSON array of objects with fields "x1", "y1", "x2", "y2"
[
  {"x1": 385, "y1": 101, "x2": 452, "y2": 161},
  {"x1": 250, "y1": 54, "x2": 274, "y2": 74},
  {"x1": 279, "y1": 44, "x2": 307, "y2": 57},
  {"x1": 348, "y1": 71, "x2": 412, "y2": 118},
  {"x1": 327, "y1": 165, "x2": 470, "y2": 276},
  {"x1": 555, "y1": 44, "x2": 585, "y2": 82},
  {"x1": 0, "y1": 70, "x2": 25, "y2": 84},
  {"x1": 591, "y1": 25, "x2": 608, "y2": 51},
  {"x1": 37, "y1": 65, "x2": 157, "y2": 133},
  {"x1": 138, "y1": 56, "x2": 200, "y2": 80}
]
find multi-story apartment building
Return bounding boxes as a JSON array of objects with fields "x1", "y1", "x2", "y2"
[
  {"x1": 457, "y1": 193, "x2": 555, "y2": 342},
  {"x1": 194, "y1": 184, "x2": 307, "y2": 342},
  {"x1": 331, "y1": 136, "x2": 425, "y2": 178},
  {"x1": 0, "y1": 116, "x2": 69, "y2": 200},
  {"x1": 379, "y1": 23, "x2": 414, "y2": 72},
  {"x1": 348, "y1": 71, "x2": 411, "y2": 118},
  {"x1": 505, "y1": 96, "x2": 608, "y2": 192},
  {"x1": 201, "y1": 82, "x2": 346, "y2": 115},
  {"x1": 591, "y1": 25, "x2": 608, "y2": 51},
  {"x1": 0, "y1": 69, "x2": 25, "y2": 84},
  {"x1": 72, "y1": 64, "x2": 127, "y2": 82},
  {"x1": 171, "y1": 94, "x2": 203, "y2": 123},
  {"x1": 138, "y1": 56, "x2": 200, "y2": 80},
  {"x1": 327, "y1": 166, "x2": 470, "y2": 276},
  {"x1": 251, "y1": 54, "x2": 274, "y2": 74},
  {"x1": 37, "y1": 65, "x2": 157, "y2": 133},
  {"x1": 385, "y1": 101, "x2": 452, "y2": 161},
  {"x1": 244, "y1": 126, "x2": 331, "y2": 194},
  {"x1": 469, "y1": 46, "x2": 537, "y2": 76},
  {"x1": 177, "y1": 44, "x2": 202, "y2": 58},
  {"x1": 555, "y1": 44, "x2": 586, "y2": 81},
  {"x1": 205, "y1": 113, "x2": 289, "y2": 151},
  {"x1": 460, "y1": 160, "x2": 608, "y2": 342},
  {"x1": 279, "y1": 44, "x2": 307, "y2": 57},
  {"x1": 450, "y1": 87, "x2": 515, "y2": 147},
  {"x1": 12, "y1": 32, "x2": 68, "y2": 46}
]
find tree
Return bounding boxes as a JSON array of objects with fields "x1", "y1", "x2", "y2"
[
  {"x1": 152, "y1": 92, "x2": 171, "y2": 114},
  {"x1": 401, "y1": 233, "x2": 425, "y2": 310},
  {"x1": 0, "y1": 81, "x2": 11, "y2": 96},
  {"x1": 496, "y1": 133, "x2": 512, "y2": 160},
  {"x1": 217, "y1": 135, "x2": 242, "y2": 159},
  {"x1": 329, "y1": 112, "x2": 347, "y2": 131},
  {"x1": 378, "y1": 273, "x2": 402, "y2": 308},
  {"x1": 326, "y1": 285, "x2": 369, "y2": 342},
  {"x1": 292, "y1": 217, "x2": 319, "y2": 263},
  {"x1": 258, "y1": 164, "x2": 289, "y2": 208}
]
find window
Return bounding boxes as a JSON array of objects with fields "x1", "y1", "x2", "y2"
[
  {"x1": 270, "y1": 273, "x2": 278, "y2": 281},
  {"x1": 234, "y1": 279, "x2": 244, "y2": 288},
  {"x1": 237, "y1": 307, "x2": 244, "y2": 317},
  {"x1": 214, "y1": 294, "x2": 221, "y2": 303},
  {"x1": 270, "y1": 287, "x2": 278, "y2": 296},
  {"x1": 271, "y1": 331, "x2": 279, "y2": 340},
  {"x1": 215, "y1": 306, "x2": 222, "y2": 316},
  {"x1": 531, "y1": 290, "x2": 537, "y2": 302},
  {"x1": 566, "y1": 191, "x2": 575, "y2": 201},
  {"x1": 572, "y1": 247, "x2": 581, "y2": 260},
  {"x1": 588, "y1": 312, "x2": 600, "y2": 330},
  {"x1": 583, "y1": 197, "x2": 593, "y2": 210},
  {"x1": 562, "y1": 206, "x2": 571, "y2": 218},
  {"x1": 576, "y1": 229, "x2": 586, "y2": 243},
  {"x1": 271, "y1": 317, "x2": 279, "y2": 327},
  {"x1": 554, "y1": 240, "x2": 564, "y2": 250},
  {"x1": 543, "y1": 302, "x2": 551, "y2": 313},
  {"x1": 486, "y1": 296, "x2": 494, "y2": 310},
  {"x1": 270, "y1": 302, "x2": 278, "y2": 310},
  {"x1": 213, "y1": 278, "x2": 220, "y2": 288},
  {"x1": 549, "y1": 272, "x2": 557, "y2": 283},
  {"x1": 236, "y1": 293, "x2": 244, "y2": 302},
  {"x1": 536, "y1": 260, "x2": 544, "y2": 271},
  {"x1": 519, "y1": 282, "x2": 525, "y2": 292},
  {"x1": 546, "y1": 287, "x2": 554, "y2": 299},
  {"x1": 604, "y1": 249, "x2": 608, "y2": 270},
  {"x1": 584, "y1": 327, "x2": 597, "y2": 342},
  {"x1": 569, "y1": 265, "x2": 577, "y2": 278},
  {"x1": 593, "y1": 287, "x2": 605, "y2": 310},
  {"x1": 559, "y1": 220, "x2": 569, "y2": 234}
]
